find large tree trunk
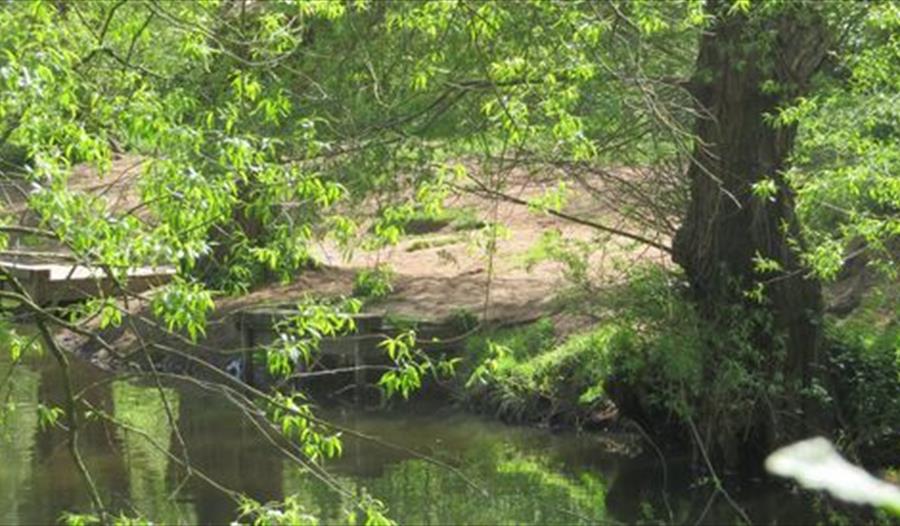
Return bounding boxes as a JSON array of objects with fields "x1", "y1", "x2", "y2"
[{"x1": 672, "y1": 3, "x2": 831, "y2": 460}]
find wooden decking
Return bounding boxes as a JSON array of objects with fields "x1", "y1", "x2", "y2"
[{"x1": 0, "y1": 260, "x2": 176, "y2": 304}]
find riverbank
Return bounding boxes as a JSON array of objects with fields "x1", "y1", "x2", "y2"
[
  {"x1": 47, "y1": 164, "x2": 898, "y2": 471},
  {"x1": 55, "y1": 168, "x2": 663, "y2": 372},
  {"x1": 1, "y1": 346, "x2": 827, "y2": 525},
  {"x1": 16, "y1": 158, "x2": 895, "y2": 525}
]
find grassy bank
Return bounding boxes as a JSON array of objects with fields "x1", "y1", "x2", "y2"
[
  {"x1": 457, "y1": 266, "x2": 702, "y2": 430},
  {"x1": 455, "y1": 265, "x2": 900, "y2": 466},
  {"x1": 460, "y1": 318, "x2": 617, "y2": 427}
]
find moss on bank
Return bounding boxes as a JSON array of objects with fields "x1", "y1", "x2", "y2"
[{"x1": 460, "y1": 319, "x2": 624, "y2": 426}]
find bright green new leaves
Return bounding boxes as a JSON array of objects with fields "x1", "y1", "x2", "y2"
[
  {"x1": 0, "y1": 327, "x2": 41, "y2": 363},
  {"x1": 237, "y1": 495, "x2": 320, "y2": 526},
  {"x1": 60, "y1": 512, "x2": 152, "y2": 526},
  {"x1": 377, "y1": 330, "x2": 459, "y2": 400},
  {"x1": 266, "y1": 297, "x2": 361, "y2": 377},
  {"x1": 36, "y1": 402, "x2": 63, "y2": 431},
  {"x1": 269, "y1": 392, "x2": 343, "y2": 464},
  {"x1": 237, "y1": 493, "x2": 396, "y2": 526},
  {"x1": 786, "y1": 3, "x2": 900, "y2": 281},
  {"x1": 150, "y1": 279, "x2": 215, "y2": 342},
  {"x1": 352, "y1": 265, "x2": 394, "y2": 300},
  {"x1": 378, "y1": 331, "x2": 425, "y2": 400},
  {"x1": 0, "y1": 0, "x2": 369, "y2": 334}
]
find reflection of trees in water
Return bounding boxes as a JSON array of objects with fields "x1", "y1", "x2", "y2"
[
  {"x1": 27, "y1": 361, "x2": 130, "y2": 522},
  {"x1": 113, "y1": 381, "x2": 196, "y2": 524},
  {"x1": 7, "y1": 360, "x2": 751, "y2": 526},
  {"x1": 172, "y1": 388, "x2": 284, "y2": 525},
  {"x1": 603, "y1": 454, "x2": 812, "y2": 524},
  {"x1": 283, "y1": 438, "x2": 608, "y2": 525},
  {"x1": 0, "y1": 362, "x2": 38, "y2": 525}
]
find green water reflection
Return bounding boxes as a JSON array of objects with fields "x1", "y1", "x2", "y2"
[{"x1": 0, "y1": 352, "x2": 811, "y2": 525}]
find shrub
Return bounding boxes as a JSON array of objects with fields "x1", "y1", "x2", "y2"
[
  {"x1": 462, "y1": 318, "x2": 632, "y2": 425},
  {"x1": 465, "y1": 318, "x2": 556, "y2": 363},
  {"x1": 826, "y1": 282, "x2": 900, "y2": 464},
  {"x1": 461, "y1": 265, "x2": 787, "y2": 462},
  {"x1": 601, "y1": 266, "x2": 796, "y2": 463},
  {"x1": 352, "y1": 264, "x2": 394, "y2": 300},
  {"x1": 460, "y1": 264, "x2": 899, "y2": 467}
]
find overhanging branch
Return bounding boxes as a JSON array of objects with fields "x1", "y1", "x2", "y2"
[{"x1": 457, "y1": 179, "x2": 673, "y2": 255}]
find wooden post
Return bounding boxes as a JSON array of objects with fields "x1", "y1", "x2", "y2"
[
  {"x1": 239, "y1": 314, "x2": 256, "y2": 386},
  {"x1": 353, "y1": 336, "x2": 364, "y2": 405}
]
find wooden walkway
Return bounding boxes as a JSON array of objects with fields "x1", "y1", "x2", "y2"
[{"x1": 0, "y1": 260, "x2": 175, "y2": 304}]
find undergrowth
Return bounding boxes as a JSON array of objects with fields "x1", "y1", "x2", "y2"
[
  {"x1": 460, "y1": 267, "x2": 709, "y2": 430},
  {"x1": 352, "y1": 264, "x2": 394, "y2": 301},
  {"x1": 460, "y1": 263, "x2": 900, "y2": 469},
  {"x1": 399, "y1": 206, "x2": 485, "y2": 235},
  {"x1": 458, "y1": 268, "x2": 689, "y2": 426},
  {"x1": 462, "y1": 319, "x2": 625, "y2": 425},
  {"x1": 825, "y1": 279, "x2": 900, "y2": 465}
]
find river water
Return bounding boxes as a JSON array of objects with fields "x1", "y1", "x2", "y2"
[{"x1": 0, "y1": 351, "x2": 816, "y2": 525}]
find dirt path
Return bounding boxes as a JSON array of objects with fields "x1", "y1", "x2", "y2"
[{"x1": 303, "y1": 173, "x2": 671, "y2": 325}]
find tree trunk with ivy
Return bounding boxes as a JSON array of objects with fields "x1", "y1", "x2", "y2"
[{"x1": 672, "y1": 2, "x2": 831, "y2": 464}]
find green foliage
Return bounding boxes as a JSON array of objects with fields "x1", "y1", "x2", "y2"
[
  {"x1": 237, "y1": 491, "x2": 396, "y2": 526},
  {"x1": 270, "y1": 392, "x2": 344, "y2": 464},
  {"x1": 36, "y1": 403, "x2": 63, "y2": 431},
  {"x1": 522, "y1": 230, "x2": 598, "y2": 290},
  {"x1": 462, "y1": 319, "x2": 626, "y2": 424},
  {"x1": 461, "y1": 265, "x2": 792, "y2": 453},
  {"x1": 266, "y1": 296, "x2": 362, "y2": 377},
  {"x1": 605, "y1": 268, "x2": 706, "y2": 410},
  {"x1": 527, "y1": 181, "x2": 569, "y2": 214},
  {"x1": 601, "y1": 267, "x2": 792, "y2": 458},
  {"x1": 377, "y1": 330, "x2": 459, "y2": 400},
  {"x1": 825, "y1": 283, "x2": 900, "y2": 462},
  {"x1": 378, "y1": 331, "x2": 425, "y2": 400},
  {"x1": 237, "y1": 496, "x2": 320, "y2": 526},
  {"x1": 0, "y1": 327, "x2": 41, "y2": 362},
  {"x1": 0, "y1": 0, "x2": 898, "y2": 521},
  {"x1": 60, "y1": 512, "x2": 152, "y2": 526},
  {"x1": 150, "y1": 279, "x2": 215, "y2": 342},
  {"x1": 787, "y1": 4, "x2": 900, "y2": 281},
  {"x1": 465, "y1": 318, "x2": 556, "y2": 365},
  {"x1": 94, "y1": 298, "x2": 124, "y2": 330},
  {"x1": 352, "y1": 265, "x2": 394, "y2": 301}
]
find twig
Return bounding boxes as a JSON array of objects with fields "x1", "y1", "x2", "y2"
[{"x1": 685, "y1": 414, "x2": 752, "y2": 525}]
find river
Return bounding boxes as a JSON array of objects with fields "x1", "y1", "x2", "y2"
[{"x1": 0, "y1": 350, "x2": 816, "y2": 525}]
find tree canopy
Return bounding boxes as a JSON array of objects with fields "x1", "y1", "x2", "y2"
[{"x1": 1, "y1": 0, "x2": 898, "y2": 523}]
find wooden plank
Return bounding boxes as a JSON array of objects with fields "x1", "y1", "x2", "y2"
[{"x1": 0, "y1": 260, "x2": 175, "y2": 304}]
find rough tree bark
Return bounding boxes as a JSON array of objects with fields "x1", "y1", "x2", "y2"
[{"x1": 672, "y1": 2, "x2": 832, "y2": 458}]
